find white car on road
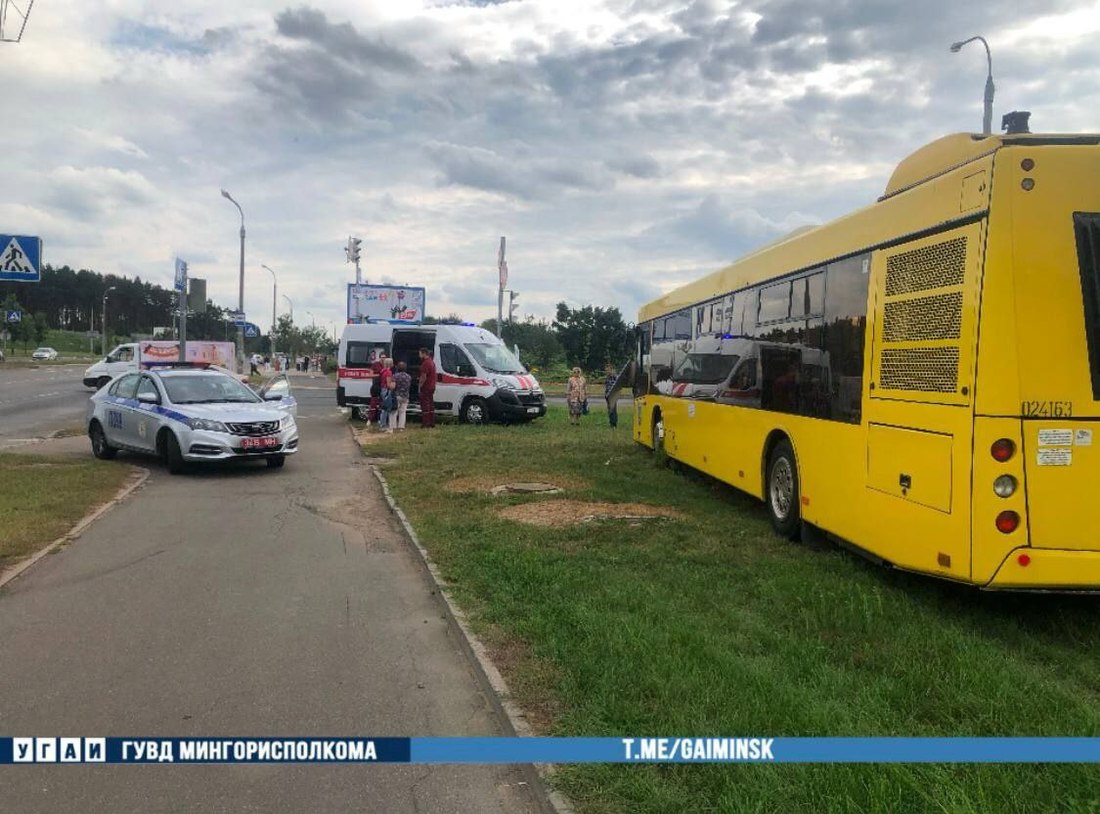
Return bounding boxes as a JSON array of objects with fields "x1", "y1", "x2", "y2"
[
  {"x1": 32, "y1": 347, "x2": 59, "y2": 360},
  {"x1": 87, "y1": 365, "x2": 298, "y2": 473}
]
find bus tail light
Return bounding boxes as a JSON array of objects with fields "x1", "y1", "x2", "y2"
[
  {"x1": 996, "y1": 511, "x2": 1020, "y2": 534},
  {"x1": 991, "y1": 439, "x2": 1016, "y2": 462}
]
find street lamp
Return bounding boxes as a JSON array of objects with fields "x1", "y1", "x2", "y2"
[
  {"x1": 282, "y1": 294, "x2": 293, "y2": 324},
  {"x1": 261, "y1": 264, "x2": 277, "y2": 357},
  {"x1": 950, "y1": 36, "x2": 995, "y2": 136},
  {"x1": 220, "y1": 188, "x2": 246, "y2": 367},
  {"x1": 101, "y1": 286, "x2": 116, "y2": 357},
  {"x1": 306, "y1": 310, "x2": 316, "y2": 328}
]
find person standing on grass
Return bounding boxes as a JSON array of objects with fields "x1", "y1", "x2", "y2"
[
  {"x1": 378, "y1": 357, "x2": 395, "y2": 432},
  {"x1": 566, "y1": 366, "x2": 587, "y2": 426},
  {"x1": 604, "y1": 363, "x2": 619, "y2": 428},
  {"x1": 391, "y1": 361, "x2": 411, "y2": 432},
  {"x1": 418, "y1": 348, "x2": 437, "y2": 428},
  {"x1": 368, "y1": 351, "x2": 387, "y2": 427}
]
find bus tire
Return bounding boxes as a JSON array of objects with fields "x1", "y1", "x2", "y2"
[
  {"x1": 651, "y1": 411, "x2": 666, "y2": 457},
  {"x1": 766, "y1": 438, "x2": 800, "y2": 540}
]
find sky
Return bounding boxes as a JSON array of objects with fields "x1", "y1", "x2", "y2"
[{"x1": 2, "y1": 0, "x2": 1098, "y2": 337}]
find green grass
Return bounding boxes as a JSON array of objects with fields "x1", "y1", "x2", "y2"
[
  {"x1": 0, "y1": 453, "x2": 132, "y2": 568},
  {"x1": 365, "y1": 406, "x2": 1100, "y2": 813}
]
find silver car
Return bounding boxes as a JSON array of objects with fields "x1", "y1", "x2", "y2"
[{"x1": 87, "y1": 366, "x2": 299, "y2": 473}]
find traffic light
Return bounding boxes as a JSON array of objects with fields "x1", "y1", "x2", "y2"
[
  {"x1": 346, "y1": 236, "x2": 362, "y2": 264},
  {"x1": 508, "y1": 290, "x2": 519, "y2": 323}
]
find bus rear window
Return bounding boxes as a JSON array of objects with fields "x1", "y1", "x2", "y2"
[{"x1": 1074, "y1": 212, "x2": 1100, "y2": 399}]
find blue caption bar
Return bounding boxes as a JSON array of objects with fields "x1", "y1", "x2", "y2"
[{"x1": 6, "y1": 737, "x2": 1100, "y2": 764}]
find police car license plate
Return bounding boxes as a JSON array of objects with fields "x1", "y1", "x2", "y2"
[
  {"x1": 241, "y1": 436, "x2": 279, "y2": 449},
  {"x1": 526, "y1": 407, "x2": 539, "y2": 414}
]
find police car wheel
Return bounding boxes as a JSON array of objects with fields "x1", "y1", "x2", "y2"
[
  {"x1": 163, "y1": 431, "x2": 186, "y2": 474},
  {"x1": 266, "y1": 455, "x2": 286, "y2": 468},
  {"x1": 461, "y1": 397, "x2": 488, "y2": 425},
  {"x1": 89, "y1": 422, "x2": 117, "y2": 460}
]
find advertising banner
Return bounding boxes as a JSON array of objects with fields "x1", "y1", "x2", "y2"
[
  {"x1": 138, "y1": 341, "x2": 237, "y2": 371},
  {"x1": 346, "y1": 284, "x2": 425, "y2": 324}
]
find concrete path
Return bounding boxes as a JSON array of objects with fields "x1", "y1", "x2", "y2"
[{"x1": 0, "y1": 384, "x2": 544, "y2": 813}]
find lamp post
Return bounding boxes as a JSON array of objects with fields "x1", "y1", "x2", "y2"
[
  {"x1": 306, "y1": 310, "x2": 316, "y2": 328},
  {"x1": 220, "y1": 188, "x2": 246, "y2": 368},
  {"x1": 280, "y1": 294, "x2": 294, "y2": 371},
  {"x1": 101, "y1": 286, "x2": 116, "y2": 357},
  {"x1": 261, "y1": 264, "x2": 277, "y2": 358},
  {"x1": 950, "y1": 36, "x2": 994, "y2": 136}
]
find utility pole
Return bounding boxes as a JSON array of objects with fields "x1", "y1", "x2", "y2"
[
  {"x1": 175, "y1": 258, "x2": 188, "y2": 362},
  {"x1": 262, "y1": 264, "x2": 278, "y2": 359},
  {"x1": 221, "y1": 189, "x2": 246, "y2": 370},
  {"x1": 496, "y1": 237, "x2": 507, "y2": 338},
  {"x1": 101, "y1": 286, "x2": 116, "y2": 357}
]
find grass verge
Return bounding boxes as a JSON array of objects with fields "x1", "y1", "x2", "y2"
[
  {"x1": 364, "y1": 405, "x2": 1100, "y2": 813},
  {"x1": 0, "y1": 453, "x2": 133, "y2": 570}
]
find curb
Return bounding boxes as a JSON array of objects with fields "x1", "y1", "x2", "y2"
[
  {"x1": 0, "y1": 465, "x2": 150, "y2": 590},
  {"x1": 365, "y1": 453, "x2": 574, "y2": 814}
]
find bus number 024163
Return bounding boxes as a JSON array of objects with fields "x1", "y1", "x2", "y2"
[{"x1": 1021, "y1": 401, "x2": 1073, "y2": 418}]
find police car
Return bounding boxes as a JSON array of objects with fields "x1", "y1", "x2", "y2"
[{"x1": 86, "y1": 365, "x2": 299, "y2": 473}]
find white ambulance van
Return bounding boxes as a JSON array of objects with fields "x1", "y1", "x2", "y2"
[
  {"x1": 390, "y1": 323, "x2": 546, "y2": 424},
  {"x1": 336, "y1": 323, "x2": 394, "y2": 417}
]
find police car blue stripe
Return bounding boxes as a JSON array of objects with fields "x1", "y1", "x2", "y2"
[{"x1": 105, "y1": 395, "x2": 190, "y2": 426}]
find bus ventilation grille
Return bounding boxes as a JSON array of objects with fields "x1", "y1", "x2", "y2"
[
  {"x1": 880, "y1": 348, "x2": 960, "y2": 392},
  {"x1": 878, "y1": 236, "x2": 967, "y2": 394}
]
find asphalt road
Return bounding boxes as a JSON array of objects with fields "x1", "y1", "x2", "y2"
[
  {"x1": 0, "y1": 363, "x2": 92, "y2": 442},
  {"x1": 0, "y1": 376, "x2": 544, "y2": 813}
]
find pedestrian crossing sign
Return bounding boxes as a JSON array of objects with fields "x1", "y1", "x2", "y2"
[{"x1": 0, "y1": 235, "x2": 42, "y2": 282}]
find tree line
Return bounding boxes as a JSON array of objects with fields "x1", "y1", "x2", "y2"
[
  {"x1": 0, "y1": 265, "x2": 335, "y2": 357},
  {"x1": 478, "y1": 302, "x2": 633, "y2": 373}
]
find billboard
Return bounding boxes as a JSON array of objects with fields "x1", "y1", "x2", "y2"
[
  {"x1": 346, "y1": 284, "x2": 425, "y2": 324},
  {"x1": 138, "y1": 341, "x2": 237, "y2": 371}
]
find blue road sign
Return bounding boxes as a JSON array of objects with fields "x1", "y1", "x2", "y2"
[
  {"x1": 243, "y1": 323, "x2": 260, "y2": 338},
  {"x1": 6, "y1": 310, "x2": 22, "y2": 323},
  {"x1": 174, "y1": 258, "x2": 188, "y2": 292},
  {"x1": 0, "y1": 235, "x2": 42, "y2": 282}
]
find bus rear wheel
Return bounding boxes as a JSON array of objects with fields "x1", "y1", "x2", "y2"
[
  {"x1": 766, "y1": 439, "x2": 800, "y2": 540},
  {"x1": 651, "y1": 412, "x2": 665, "y2": 456}
]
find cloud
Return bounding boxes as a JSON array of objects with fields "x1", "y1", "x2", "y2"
[
  {"x1": 4, "y1": 0, "x2": 1099, "y2": 335},
  {"x1": 425, "y1": 142, "x2": 613, "y2": 199},
  {"x1": 274, "y1": 7, "x2": 422, "y2": 74},
  {"x1": 638, "y1": 194, "x2": 822, "y2": 261},
  {"x1": 44, "y1": 166, "x2": 158, "y2": 221}
]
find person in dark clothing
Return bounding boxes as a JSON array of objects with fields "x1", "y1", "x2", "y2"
[
  {"x1": 604, "y1": 363, "x2": 619, "y2": 428},
  {"x1": 418, "y1": 347, "x2": 437, "y2": 428}
]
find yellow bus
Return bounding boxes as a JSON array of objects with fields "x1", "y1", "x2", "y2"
[{"x1": 631, "y1": 127, "x2": 1100, "y2": 590}]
